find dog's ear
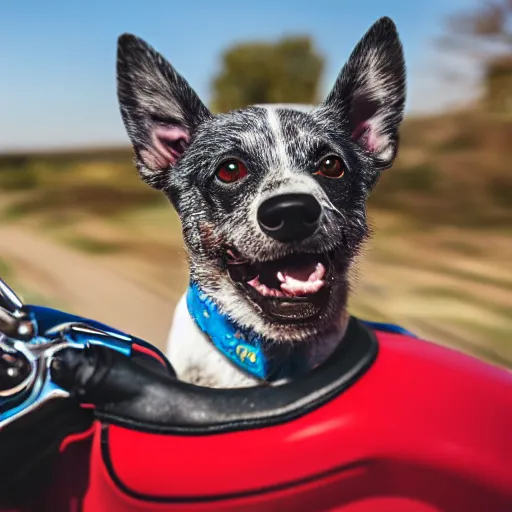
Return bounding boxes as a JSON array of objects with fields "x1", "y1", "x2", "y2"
[
  {"x1": 314, "y1": 17, "x2": 406, "y2": 169},
  {"x1": 117, "y1": 34, "x2": 212, "y2": 189}
]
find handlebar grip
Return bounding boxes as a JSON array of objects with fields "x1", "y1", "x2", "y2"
[
  {"x1": 52, "y1": 344, "x2": 215, "y2": 432},
  {"x1": 51, "y1": 345, "x2": 151, "y2": 405}
]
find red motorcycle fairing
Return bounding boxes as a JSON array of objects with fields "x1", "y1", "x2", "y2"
[{"x1": 46, "y1": 328, "x2": 512, "y2": 512}]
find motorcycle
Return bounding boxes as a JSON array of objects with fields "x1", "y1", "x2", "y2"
[{"x1": 0, "y1": 276, "x2": 511, "y2": 512}]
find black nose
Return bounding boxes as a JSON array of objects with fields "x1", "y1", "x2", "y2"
[{"x1": 257, "y1": 193, "x2": 322, "y2": 243}]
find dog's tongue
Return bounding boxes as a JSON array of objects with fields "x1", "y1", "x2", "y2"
[
  {"x1": 246, "y1": 258, "x2": 327, "y2": 298},
  {"x1": 281, "y1": 260, "x2": 318, "y2": 281},
  {"x1": 277, "y1": 262, "x2": 326, "y2": 296}
]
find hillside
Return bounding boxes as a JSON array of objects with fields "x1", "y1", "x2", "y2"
[{"x1": 0, "y1": 110, "x2": 510, "y2": 366}]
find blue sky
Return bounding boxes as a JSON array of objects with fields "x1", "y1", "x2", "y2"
[{"x1": 1, "y1": 0, "x2": 478, "y2": 151}]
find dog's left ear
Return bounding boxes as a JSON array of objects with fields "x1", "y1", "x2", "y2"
[
  {"x1": 314, "y1": 17, "x2": 406, "y2": 169},
  {"x1": 117, "y1": 34, "x2": 212, "y2": 189}
]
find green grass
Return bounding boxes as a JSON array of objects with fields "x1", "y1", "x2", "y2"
[
  {"x1": 1, "y1": 109, "x2": 511, "y2": 230},
  {"x1": 349, "y1": 298, "x2": 393, "y2": 324},
  {"x1": 64, "y1": 235, "x2": 123, "y2": 255},
  {"x1": 438, "y1": 239, "x2": 486, "y2": 257},
  {"x1": 0, "y1": 258, "x2": 13, "y2": 280},
  {"x1": 360, "y1": 241, "x2": 512, "y2": 292},
  {"x1": 454, "y1": 319, "x2": 511, "y2": 348},
  {"x1": 0, "y1": 167, "x2": 40, "y2": 191},
  {"x1": 17, "y1": 286, "x2": 71, "y2": 311},
  {"x1": 0, "y1": 257, "x2": 69, "y2": 311},
  {"x1": 436, "y1": 134, "x2": 477, "y2": 153},
  {"x1": 396, "y1": 162, "x2": 440, "y2": 193},
  {"x1": 416, "y1": 285, "x2": 511, "y2": 318},
  {"x1": 409, "y1": 316, "x2": 512, "y2": 369},
  {"x1": 431, "y1": 264, "x2": 512, "y2": 291},
  {"x1": 416, "y1": 286, "x2": 471, "y2": 300},
  {"x1": 451, "y1": 319, "x2": 512, "y2": 367}
]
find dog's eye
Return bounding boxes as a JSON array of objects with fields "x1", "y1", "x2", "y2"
[
  {"x1": 216, "y1": 160, "x2": 248, "y2": 184},
  {"x1": 314, "y1": 156, "x2": 344, "y2": 179}
]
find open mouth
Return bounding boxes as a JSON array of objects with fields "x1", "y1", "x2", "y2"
[{"x1": 225, "y1": 249, "x2": 334, "y2": 323}]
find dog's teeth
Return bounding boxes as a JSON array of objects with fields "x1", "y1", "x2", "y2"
[
  {"x1": 247, "y1": 276, "x2": 260, "y2": 286},
  {"x1": 281, "y1": 277, "x2": 325, "y2": 296},
  {"x1": 257, "y1": 283, "x2": 271, "y2": 296},
  {"x1": 308, "y1": 263, "x2": 326, "y2": 282},
  {"x1": 282, "y1": 274, "x2": 308, "y2": 288},
  {"x1": 281, "y1": 283, "x2": 302, "y2": 295},
  {"x1": 310, "y1": 280, "x2": 325, "y2": 293},
  {"x1": 250, "y1": 266, "x2": 325, "y2": 297}
]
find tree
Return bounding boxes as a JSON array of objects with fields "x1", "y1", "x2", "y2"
[
  {"x1": 484, "y1": 55, "x2": 512, "y2": 111},
  {"x1": 438, "y1": 0, "x2": 512, "y2": 111},
  {"x1": 440, "y1": 0, "x2": 512, "y2": 59},
  {"x1": 210, "y1": 36, "x2": 324, "y2": 113}
]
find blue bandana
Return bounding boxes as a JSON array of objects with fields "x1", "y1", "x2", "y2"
[
  {"x1": 186, "y1": 283, "x2": 311, "y2": 381},
  {"x1": 186, "y1": 282, "x2": 417, "y2": 381}
]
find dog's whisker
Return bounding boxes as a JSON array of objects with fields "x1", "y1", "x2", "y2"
[{"x1": 322, "y1": 200, "x2": 346, "y2": 221}]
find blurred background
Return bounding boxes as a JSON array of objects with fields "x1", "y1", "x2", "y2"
[{"x1": 0, "y1": 0, "x2": 510, "y2": 368}]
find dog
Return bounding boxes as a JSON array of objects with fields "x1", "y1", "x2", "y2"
[{"x1": 116, "y1": 16, "x2": 406, "y2": 388}]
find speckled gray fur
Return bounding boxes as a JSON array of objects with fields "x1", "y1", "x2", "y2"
[{"x1": 116, "y1": 17, "x2": 406, "y2": 386}]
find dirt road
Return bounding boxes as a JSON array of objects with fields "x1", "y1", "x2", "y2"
[
  {"x1": 0, "y1": 225, "x2": 174, "y2": 351},
  {"x1": 0, "y1": 222, "x2": 510, "y2": 368}
]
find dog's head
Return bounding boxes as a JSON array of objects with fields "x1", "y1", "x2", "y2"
[{"x1": 116, "y1": 17, "x2": 406, "y2": 342}]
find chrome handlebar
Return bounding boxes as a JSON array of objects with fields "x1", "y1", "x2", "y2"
[{"x1": 0, "y1": 277, "x2": 134, "y2": 431}]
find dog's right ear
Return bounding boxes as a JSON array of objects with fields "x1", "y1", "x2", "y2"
[
  {"x1": 313, "y1": 17, "x2": 406, "y2": 170},
  {"x1": 117, "y1": 34, "x2": 212, "y2": 189}
]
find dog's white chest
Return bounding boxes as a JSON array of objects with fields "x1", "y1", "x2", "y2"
[{"x1": 165, "y1": 294, "x2": 259, "y2": 388}]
